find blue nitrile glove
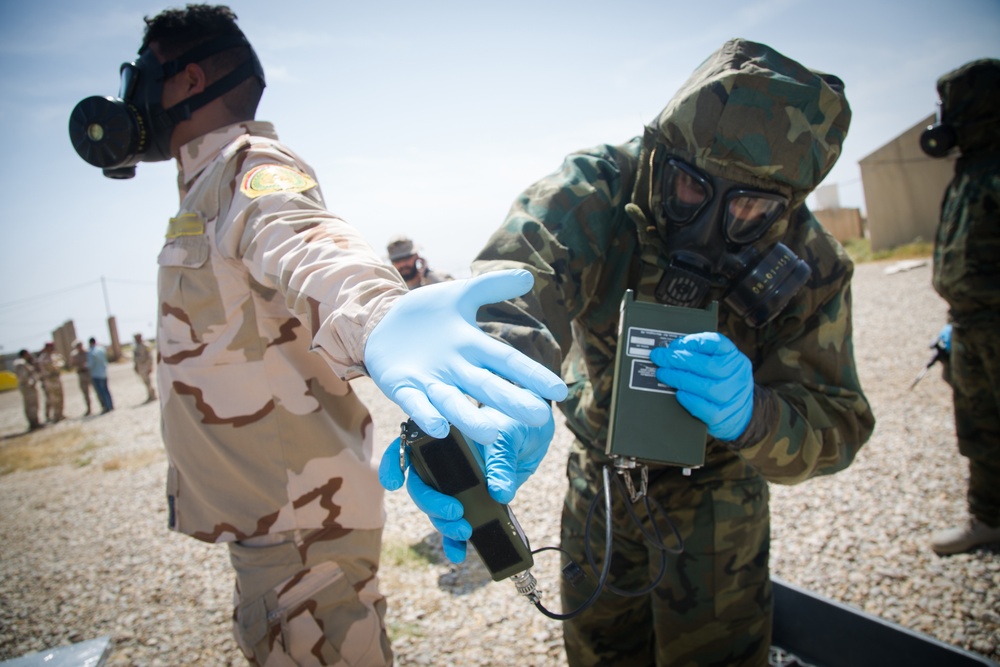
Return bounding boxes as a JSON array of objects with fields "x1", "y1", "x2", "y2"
[
  {"x1": 937, "y1": 323, "x2": 952, "y2": 353},
  {"x1": 378, "y1": 405, "x2": 555, "y2": 563},
  {"x1": 380, "y1": 437, "x2": 471, "y2": 563},
  {"x1": 475, "y1": 404, "x2": 555, "y2": 505},
  {"x1": 649, "y1": 331, "x2": 755, "y2": 442},
  {"x1": 364, "y1": 269, "x2": 567, "y2": 445}
]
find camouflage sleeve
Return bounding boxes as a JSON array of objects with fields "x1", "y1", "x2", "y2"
[
  {"x1": 223, "y1": 155, "x2": 407, "y2": 379},
  {"x1": 472, "y1": 143, "x2": 638, "y2": 373},
  {"x1": 728, "y1": 216, "x2": 875, "y2": 485}
]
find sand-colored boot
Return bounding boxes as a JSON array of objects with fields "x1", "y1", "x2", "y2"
[{"x1": 931, "y1": 516, "x2": 1000, "y2": 555}]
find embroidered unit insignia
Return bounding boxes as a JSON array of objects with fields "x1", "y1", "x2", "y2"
[{"x1": 240, "y1": 164, "x2": 317, "y2": 199}]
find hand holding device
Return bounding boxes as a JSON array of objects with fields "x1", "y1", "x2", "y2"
[{"x1": 650, "y1": 331, "x2": 754, "y2": 441}]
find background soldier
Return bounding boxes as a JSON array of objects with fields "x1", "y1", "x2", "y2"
[
  {"x1": 87, "y1": 337, "x2": 113, "y2": 414},
  {"x1": 922, "y1": 58, "x2": 1000, "y2": 555},
  {"x1": 386, "y1": 234, "x2": 454, "y2": 289},
  {"x1": 13, "y1": 350, "x2": 41, "y2": 431},
  {"x1": 132, "y1": 333, "x2": 156, "y2": 403},
  {"x1": 69, "y1": 339, "x2": 94, "y2": 416},
  {"x1": 36, "y1": 341, "x2": 64, "y2": 423}
]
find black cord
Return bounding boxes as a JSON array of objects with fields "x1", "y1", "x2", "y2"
[
  {"x1": 526, "y1": 464, "x2": 685, "y2": 619},
  {"x1": 589, "y1": 472, "x2": 683, "y2": 597},
  {"x1": 528, "y1": 465, "x2": 615, "y2": 620}
]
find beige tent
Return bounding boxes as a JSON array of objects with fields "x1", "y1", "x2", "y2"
[{"x1": 859, "y1": 114, "x2": 957, "y2": 252}]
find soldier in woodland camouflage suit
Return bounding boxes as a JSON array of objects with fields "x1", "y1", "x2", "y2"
[
  {"x1": 77, "y1": 6, "x2": 565, "y2": 666},
  {"x1": 924, "y1": 59, "x2": 1000, "y2": 556},
  {"x1": 472, "y1": 39, "x2": 874, "y2": 665}
]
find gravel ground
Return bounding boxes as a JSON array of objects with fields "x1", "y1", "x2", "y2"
[{"x1": 0, "y1": 258, "x2": 998, "y2": 666}]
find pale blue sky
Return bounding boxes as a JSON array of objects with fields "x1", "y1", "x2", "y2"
[{"x1": 1, "y1": 0, "x2": 998, "y2": 353}]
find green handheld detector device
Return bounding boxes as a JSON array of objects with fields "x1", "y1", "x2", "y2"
[
  {"x1": 399, "y1": 419, "x2": 535, "y2": 582},
  {"x1": 606, "y1": 290, "x2": 719, "y2": 469}
]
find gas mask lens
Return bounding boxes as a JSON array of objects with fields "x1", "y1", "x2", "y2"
[
  {"x1": 660, "y1": 156, "x2": 787, "y2": 244},
  {"x1": 661, "y1": 158, "x2": 712, "y2": 224},
  {"x1": 725, "y1": 191, "x2": 787, "y2": 244}
]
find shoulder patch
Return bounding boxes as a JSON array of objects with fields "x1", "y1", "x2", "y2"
[
  {"x1": 240, "y1": 164, "x2": 317, "y2": 199},
  {"x1": 166, "y1": 212, "x2": 206, "y2": 239}
]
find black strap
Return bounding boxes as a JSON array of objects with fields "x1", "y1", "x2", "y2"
[{"x1": 166, "y1": 58, "x2": 259, "y2": 122}]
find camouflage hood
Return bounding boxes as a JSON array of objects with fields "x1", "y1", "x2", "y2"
[
  {"x1": 937, "y1": 58, "x2": 1000, "y2": 156},
  {"x1": 631, "y1": 38, "x2": 851, "y2": 244}
]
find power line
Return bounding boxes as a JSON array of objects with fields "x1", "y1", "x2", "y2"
[
  {"x1": 0, "y1": 277, "x2": 154, "y2": 313},
  {"x1": 0, "y1": 280, "x2": 101, "y2": 312}
]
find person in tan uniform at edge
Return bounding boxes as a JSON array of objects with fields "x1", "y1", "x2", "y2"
[
  {"x1": 386, "y1": 234, "x2": 454, "y2": 289},
  {"x1": 132, "y1": 333, "x2": 156, "y2": 403},
  {"x1": 69, "y1": 340, "x2": 94, "y2": 416},
  {"x1": 67, "y1": 4, "x2": 566, "y2": 665},
  {"x1": 13, "y1": 349, "x2": 42, "y2": 431}
]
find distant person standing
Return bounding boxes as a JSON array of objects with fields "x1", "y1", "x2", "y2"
[
  {"x1": 87, "y1": 337, "x2": 114, "y2": 414},
  {"x1": 13, "y1": 350, "x2": 42, "y2": 431},
  {"x1": 386, "y1": 235, "x2": 454, "y2": 289},
  {"x1": 69, "y1": 340, "x2": 94, "y2": 416},
  {"x1": 36, "y1": 341, "x2": 65, "y2": 423},
  {"x1": 132, "y1": 333, "x2": 156, "y2": 403},
  {"x1": 921, "y1": 58, "x2": 1000, "y2": 555}
]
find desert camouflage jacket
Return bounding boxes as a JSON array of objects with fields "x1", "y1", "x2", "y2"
[
  {"x1": 473, "y1": 138, "x2": 874, "y2": 485},
  {"x1": 157, "y1": 121, "x2": 406, "y2": 542}
]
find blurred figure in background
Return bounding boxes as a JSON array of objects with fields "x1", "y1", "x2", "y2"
[
  {"x1": 36, "y1": 341, "x2": 64, "y2": 423},
  {"x1": 87, "y1": 337, "x2": 114, "y2": 414},
  {"x1": 132, "y1": 333, "x2": 156, "y2": 403},
  {"x1": 921, "y1": 58, "x2": 1000, "y2": 556},
  {"x1": 13, "y1": 350, "x2": 42, "y2": 431},
  {"x1": 69, "y1": 340, "x2": 94, "y2": 416},
  {"x1": 386, "y1": 234, "x2": 454, "y2": 289}
]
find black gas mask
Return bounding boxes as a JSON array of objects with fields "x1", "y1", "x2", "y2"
[
  {"x1": 651, "y1": 150, "x2": 811, "y2": 328},
  {"x1": 69, "y1": 34, "x2": 265, "y2": 179}
]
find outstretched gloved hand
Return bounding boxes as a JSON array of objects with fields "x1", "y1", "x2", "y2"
[
  {"x1": 649, "y1": 331, "x2": 754, "y2": 442},
  {"x1": 379, "y1": 405, "x2": 555, "y2": 563},
  {"x1": 364, "y1": 269, "x2": 567, "y2": 445}
]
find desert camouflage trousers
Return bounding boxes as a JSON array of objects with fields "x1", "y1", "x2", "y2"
[
  {"x1": 42, "y1": 376, "x2": 63, "y2": 422},
  {"x1": 19, "y1": 386, "x2": 39, "y2": 428},
  {"x1": 229, "y1": 526, "x2": 392, "y2": 667},
  {"x1": 560, "y1": 440, "x2": 771, "y2": 667},
  {"x1": 951, "y1": 323, "x2": 1000, "y2": 526}
]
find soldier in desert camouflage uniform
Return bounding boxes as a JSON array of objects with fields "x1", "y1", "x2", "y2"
[
  {"x1": 131, "y1": 333, "x2": 156, "y2": 403},
  {"x1": 463, "y1": 39, "x2": 875, "y2": 665},
  {"x1": 69, "y1": 340, "x2": 94, "y2": 416},
  {"x1": 69, "y1": 5, "x2": 565, "y2": 666},
  {"x1": 13, "y1": 350, "x2": 41, "y2": 431},
  {"x1": 36, "y1": 342, "x2": 64, "y2": 423},
  {"x1": 923, "y1": 59, "x2": 1000, "y2": 556}
]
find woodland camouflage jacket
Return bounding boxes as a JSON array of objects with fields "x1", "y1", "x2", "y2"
[{"x1": 473, "y1": 39, "x2": 875, "y2": 485}]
